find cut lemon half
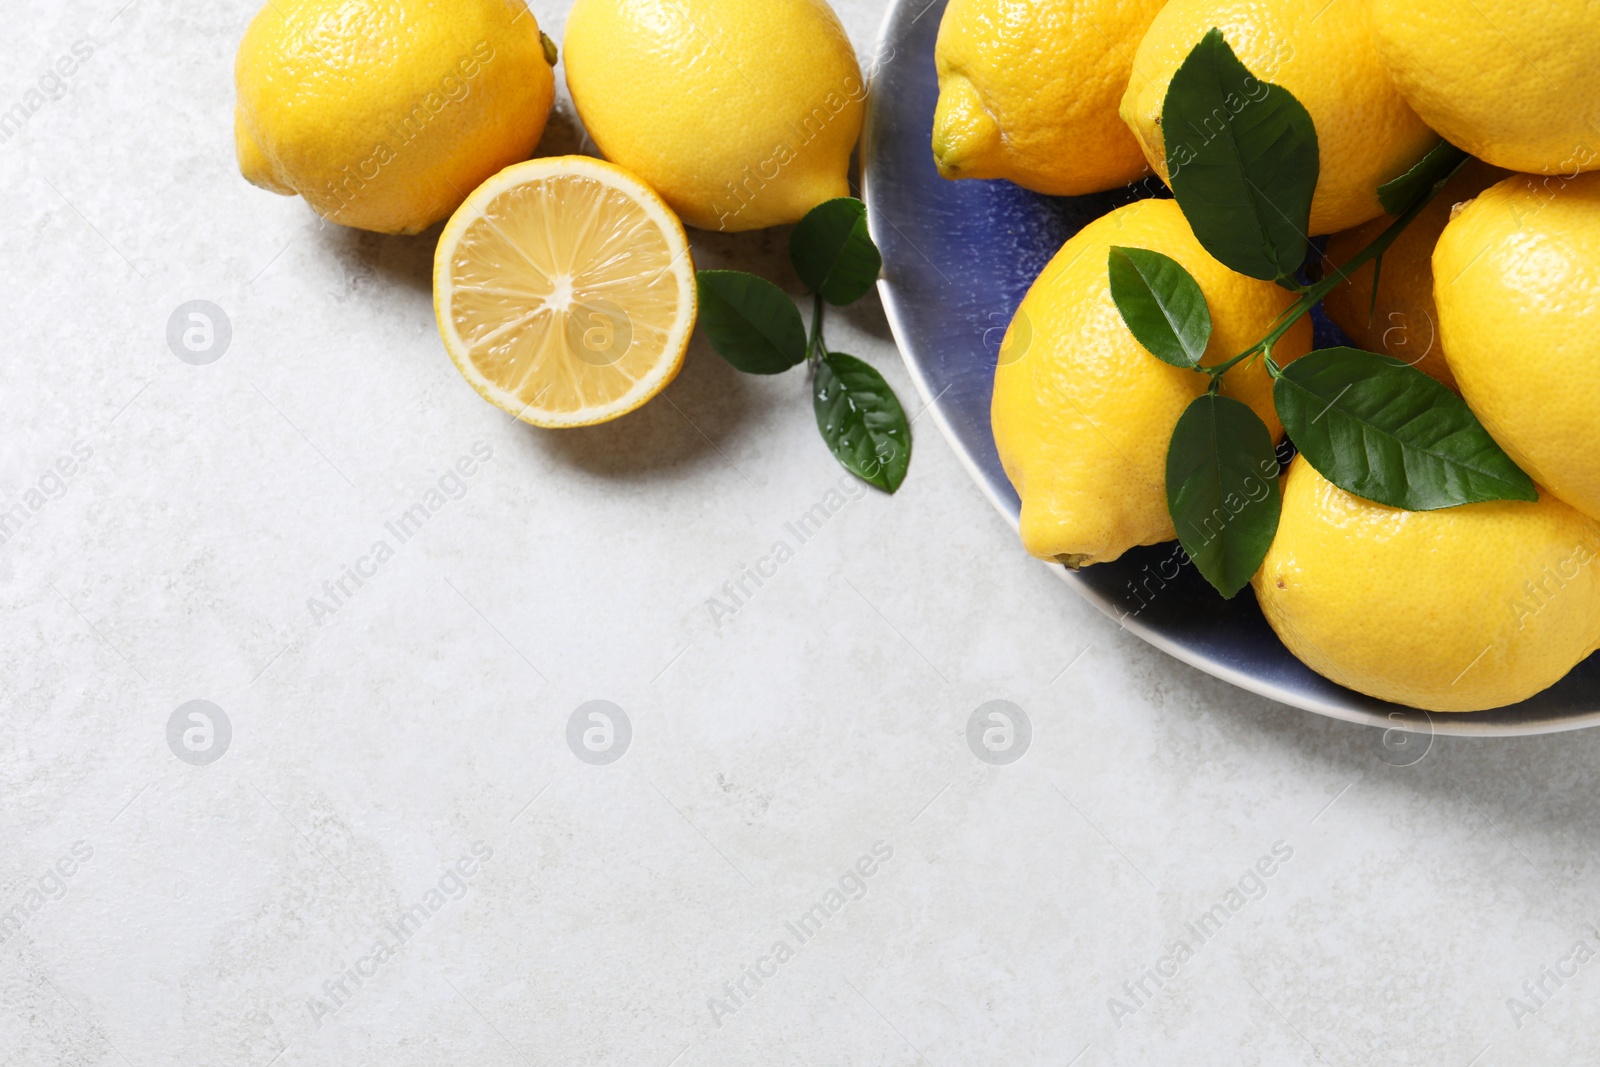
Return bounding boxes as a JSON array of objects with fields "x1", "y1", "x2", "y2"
[{"x1": 433, "y1": 156, "x2": 696, "y2": 428}]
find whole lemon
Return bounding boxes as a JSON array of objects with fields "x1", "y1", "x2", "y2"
[
  {"x1": 992, "y1": 198, "x2": 1312, "y2": 567},
  {"x1": 1434, "y1": 172, "x2": 1600, "y2": 521},
  {"x1": 234, "y1": 0, "x2": 556, "y2": 235},
  {"x1": 563, "y1": 0, "x2": 863, "y2": 232},
  {"x1": 1372, "y1": 0, "x2": 1600, "y2": 176},
  {"x1": 1321, "y1": 159, "x2": 1509, "y2": 392},
  {"x1": 1119, "y1": 0, "x2": 1438, "y2": 236},
  {"x1": 932, "y1": 0, "x2": 1165, "y2": 196},
  {"x1": 1255, "y1": 458, "x2": 1600, "y2": 712}
]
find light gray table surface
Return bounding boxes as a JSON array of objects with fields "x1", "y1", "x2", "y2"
[{"x1": 5, "y1": 0, "x2": 1600, "y2": 1063}]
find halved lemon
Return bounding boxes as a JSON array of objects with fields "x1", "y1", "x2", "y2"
[{"x1": 433, "y1": 156, "x2": 697, "y2": 428}]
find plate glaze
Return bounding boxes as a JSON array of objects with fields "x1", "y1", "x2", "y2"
[{"x1": 859, "y1": 0, "x2": 1600, "y2": 736}]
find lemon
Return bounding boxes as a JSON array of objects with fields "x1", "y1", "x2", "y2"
[
  {"x1": 563, "y1": 0, "x2": 863, "y2": 233},
  {"x1": 234, "y1": 106, "x2": 293, "y2": 196},
  {"x1": 1120, "y1": 0, "x2": 1438, "y2": 236},
  {"x1": 1255, "y1": 458, "x2": 1600, "y2": 712},
  {"x1": 1321, "y1": 159, "x2": 1509, "y2": 392},
  {"x1": 433, "y1": 157, "x2": 696, "y2": 428},
  {"x1": 992, "y1": 197, "x2": 1312, "y2": 566},
  {"x1": 234, "y1": 0, "x2": 556, "y2": 235},
  {"x1": 1372, "y1": 0, "x2": 1600, "y2": 176},
  {"x1": 1433, "y1": 172, "x2": 1600, "y2": 521},
  {"x1": 932, "y1": 0, "x2": 1164, "y2": 196}
]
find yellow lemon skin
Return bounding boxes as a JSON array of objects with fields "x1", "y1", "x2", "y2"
[
  {"x1": 932, "y1": 0, "x2": 1164, "y2": 196},
  {"x1": 1255, "y1": 459, "x2": 1600, "y2": 712},
  {"x1": 992, "y1": 198, "x2": 1312, "y2": 566},
  {"x1": 1372, "y1": 0, "x2": 1600, "y2": 176},
  {"x1": 234, "y1": 0, "x2": 555, "y2": 235},
  {"x1": 1120, "y1": 0, "x2": 1438, "y2": 236},
  {"x1": 563, "y1": 0, "x2": 863, "y2": 233},
  {"x1": 1434, "y1": 172, "x2": 1600, "y2": 522},
  {"x1": 234, "y1": 105, "x2": 294, "y2": 196},
  {"x1": 1322, "y1": 159, "x2": 1509, "y2": 392}
]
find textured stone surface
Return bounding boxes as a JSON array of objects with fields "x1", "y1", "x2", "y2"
[{"x1": 3, "y1": 0, "x2": 1600, "y2": 1063}]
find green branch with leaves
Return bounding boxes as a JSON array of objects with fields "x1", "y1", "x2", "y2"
[
  {"x1": 1110, "y1": 27, "x2": 1535, "y2": 597},
  {"x1": 695, "y1": 198, "x2": 911, "y2": 493}
]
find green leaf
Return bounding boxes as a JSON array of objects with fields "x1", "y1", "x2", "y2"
[
  {"x1": 1166, "y1": 393, "x2": 1282, "y2": 598},
  {"x1": 790, "y1": 198, "x2": 883, "y2": 306},
  {"x1": 1377, "y1": 140, "x2": 1467, "y2": 216},
  {"x1": 1161, "y1": 27, "x2": 1318, "y2": 282},
  {"x1": 696, "y1": 270, "x2": 808, "y2": 374},
  {"x1": 813, "y1": 352, "x2": 911, "y2": 492},
  {"x1": 1108, "y1": 246, "x2": 1212, "y2": 368},
  {"x1": 1274, "y1": 347, "x2": 1537, "y2": 509}
]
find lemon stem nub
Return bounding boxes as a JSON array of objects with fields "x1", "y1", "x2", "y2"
[{"x1": 931, "y1": 75, "x2": 1002, "y2": 181}]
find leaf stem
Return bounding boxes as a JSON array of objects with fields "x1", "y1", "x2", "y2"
[
  {"x1": 808, "y1": 291, "x2": 827, "y2": 366},
  {"x1": 1202, "y1": 154, "x2": 1470, "y2": 380}
]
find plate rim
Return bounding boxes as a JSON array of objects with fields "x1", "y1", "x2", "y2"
[{"x1": 857, "y1": 0, "x2": 1600, "y2": 739}]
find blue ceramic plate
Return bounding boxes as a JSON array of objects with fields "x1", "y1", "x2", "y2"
[{"x1": 859, "y1": 0, "x2": 1600, "y2": 736}]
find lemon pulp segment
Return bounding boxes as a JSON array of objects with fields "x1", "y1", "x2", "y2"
[{"x1": 435, "y1": 158, "x2": 695, "y2": 428}]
